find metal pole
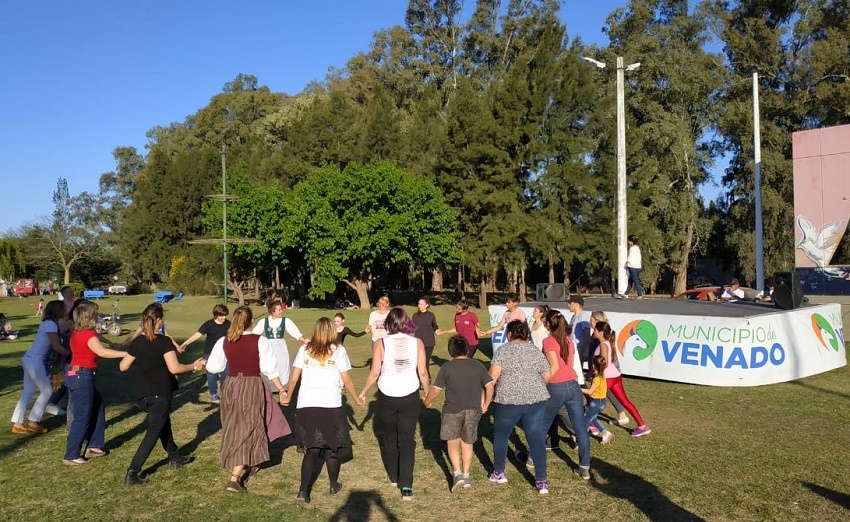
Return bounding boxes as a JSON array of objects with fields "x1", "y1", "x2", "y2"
[
  {"x1": 221, "y1": 144, "x2": 228, "y2": 304},
  {"x1": 753, "y1": 72, "x2": 764, "y2": 292},
  {"x1": 616, "y1": 56, "x2": 628, "y2": 296}
]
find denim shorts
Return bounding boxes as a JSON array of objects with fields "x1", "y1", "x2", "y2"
[{"x1": 440, "y1": 409, "x2": 483, "y2": 444}]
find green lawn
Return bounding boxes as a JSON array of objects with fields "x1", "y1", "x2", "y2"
[{"x1": 1, "y1": 294, "x2": 848, "y2": 521}]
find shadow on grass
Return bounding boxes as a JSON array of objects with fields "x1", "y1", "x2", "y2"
[
  {"x1": 789, "y1": 380, "x2": 850, "y2": 401},
  {"x1": 591, "y1": 459, "x2": 705, "y2": 521},
  {"x1": 802, "y1": 481, "x2": 850, "y2": 510},
  {"x1": 418, "y1": 406, "x2": 451, "y2": 490},
  {"x1": 327, "y1": 489, "x2": 400, "y2": 522}
]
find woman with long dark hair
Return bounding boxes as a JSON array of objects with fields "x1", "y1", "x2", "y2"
[
  {"x1": 538, "y1": 310, "x2": 592, "y2": 480},
  {"x1": 594, "y1": 321, "x2": 651, "y2": 437},
  {"x1": 359, "y1": 307, "x2": 429, "y2": 501},
  {"x1": 63, "y1": 300, "x2": 128, "y2": 465},
  {"x1": 11, "y1": 301, "x2": 69, "y2": 434},
  {"x1": 205, "y1": 306, "x2": 291, "y2": 492},
  {"x1": 282, "y1": 317, "x2": 364, "y2": 503},
  {"x1": 119, "y1": 303, "x2": 205, "y2": 485}
]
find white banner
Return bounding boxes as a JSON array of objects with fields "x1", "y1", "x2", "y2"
[{"x1": 487, "y1": 303, "x2": 846, "y2": 387}]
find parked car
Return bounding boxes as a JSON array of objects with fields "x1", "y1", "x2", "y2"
[
  {"x1": 13, "y1": 279, "x2": 37, "y2": 297},
  {"x1": 108, "y1": 283, "x2": 128, "y2": 295}
]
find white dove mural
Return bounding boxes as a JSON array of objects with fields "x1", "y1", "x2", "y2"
[{"x1": 796, "y1": 215, "x2": 846, "y2": 268}]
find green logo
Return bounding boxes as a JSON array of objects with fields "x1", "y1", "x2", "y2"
[{"x1": 618, "y1": 320, "x2": 659, "y2": 361}]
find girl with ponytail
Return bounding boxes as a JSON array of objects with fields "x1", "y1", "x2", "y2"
[{"x1": 593, "y1": 321, "x2": 650, "y2": 437}]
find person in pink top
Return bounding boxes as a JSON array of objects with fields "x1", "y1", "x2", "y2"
[
  {"x1": 594, "y1": 321, "x2": 651, "y2": 437},
  {"x1": 479, "y1": 294, "x2": 527, "y2": 338},
  {"x1": 437, "y1": 300, "x2": 481, "y2": 358}
]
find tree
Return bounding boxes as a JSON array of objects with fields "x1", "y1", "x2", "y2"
[
  {"x1": 285, "y1": 161, "x2": 462, "y2": 308},
  {"x1": 24, "y1": 178, "x2": 104, "y2": 284},
  {"x1": 0, "y1": 237, "x2": 26, "y2": 281}
]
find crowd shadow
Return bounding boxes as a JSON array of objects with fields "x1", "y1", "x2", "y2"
[
  {"x1": 327, "y1": 489, "x2": 400, "y2": 522},
  {"x1": 418, "y1": 406, "x2": 451, "y2": 490},
  {"x1": 591, "y1": 459, "x2": 705, "y2": 521},
  {"x1": 790, "y1": 380, "x2": 850, "y2": 401},
  {"x1": 802, "y1": 481, "x2": 850, "y2": 510}
]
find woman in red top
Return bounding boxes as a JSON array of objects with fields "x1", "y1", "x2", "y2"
[
  {"x1": 538, "y1": 310, "x2": 592, "y2": 480},
  {"x1": 62, "y1": 300, "x2": 127, "y2": 465},
  {"x1": 437, "y1": 300, "x2": 480, "y2": 358}
]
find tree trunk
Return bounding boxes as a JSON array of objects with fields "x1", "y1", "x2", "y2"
[
  {"x1": 227, "y1": 278, "x2": 246, "y2": 306},
  {"x1": 457, "y1": 266, "x2": 465, "y2": 297},
  {"x1": 344, "y1": 277, "x2": 372, "y2": 310},
  {"x1": 430, "y1": 268, "x2": 443, "y2": 291},
  {"x1": 275, "y1": 265, "x2": 280, "y2": 290},
  {"x1": 548, "y1": 253, "x2": 555, "y2": 284},
  {"x1": 518, "y1": 266, "x2": 527, "y2": 303},
  {"x1": 478, "y1": 275, "x2": 487, "y2": 310},
  {"x1": 490, "y1": 267, "x2": 498, "y2": 292},
  {"x1": 63, "y1": 265, "x2": 71, "y2": 285},
  {"x1": 672, "y1": 222, "x2": 695, "y2": 296},
  {"x1": 509, "y1": 269, "x2": 518, "y2": 296},
  {"x1": 563, "y1": 264, "x2": 571, "y2": 295}
]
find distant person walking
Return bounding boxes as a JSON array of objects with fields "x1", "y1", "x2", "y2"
[{"x1": 620, "y1": 235, "x2": 643, "y2": 299}]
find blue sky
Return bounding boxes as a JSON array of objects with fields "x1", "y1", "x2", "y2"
[{"x1": 1, "y1": 1, "x2": 710, "y2": 231}]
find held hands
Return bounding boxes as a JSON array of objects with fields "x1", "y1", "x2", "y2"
[
  {"x1": 192, "y1": 358, "x2": 206, "y2": 372},
  {"x1": 480, "y1": 400, "x2": 489, "y2": 414},
  {"x1": 177, "y1": 343, "x2": 187, "y2": 354},
  {"x1": 354, "y1": 394, "x2": 366, "y2": 407},
  {"x1": 364, "y1": 325, "x2": 373, "y2": 333},
  {"x1": 279, "y1": 389, "x2": 290, "y2": 406}
]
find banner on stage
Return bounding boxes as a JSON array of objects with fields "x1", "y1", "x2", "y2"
[{"x1": 488, "y1": 303, "x2": 846, "y2": 387}]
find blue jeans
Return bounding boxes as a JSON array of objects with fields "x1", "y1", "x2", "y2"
[
  {"x1": 543, "y1": 381, "x2": 591, "y2": 469},
  {"x1": 493, "y1": 401, "x2": 547, "y2": 481},
  {"x1": 64, "y1": 369, "x2": 106, "y2": 460},
  {"x1": 585, "y1": 398, "x2": 608, "y2": 433},
  {"x1": 207, "y1": 366, "x2": 228, "y2": 397},
  {"x1": 628, "y1": 267, "x2": 644, "y2": 296}
]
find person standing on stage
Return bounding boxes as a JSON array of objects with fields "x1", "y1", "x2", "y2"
[{"x1": 620, "y1": 235, "x2": 644, "y2": 299}]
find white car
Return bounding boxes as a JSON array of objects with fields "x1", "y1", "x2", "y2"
[{"x1": 108, "y1": 284, "x2": 127, "y2": 295}]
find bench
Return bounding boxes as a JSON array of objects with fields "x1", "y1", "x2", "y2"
[
  {"x1": 83, "y1": 290, "x2": 105, "y2": 299},
  {"x1": 153, "y1": 291, "x2": 174, "y2": 304}
]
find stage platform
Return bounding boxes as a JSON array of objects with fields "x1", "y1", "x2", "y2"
[{"x1": 487, "y1": 297, "x2": 846, "y2": 387}]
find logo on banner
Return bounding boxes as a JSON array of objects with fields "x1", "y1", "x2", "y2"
[
  {"x1": 617, "y1": 320, "x2": 659, "y2": 361},
  {"x1": 811, "y1": 313, "x2": 842, "y2": 351}
]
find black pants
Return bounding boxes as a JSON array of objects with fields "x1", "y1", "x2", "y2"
[
  {"x1": 300, "y1": 448, "x2": 340, "y2": 492},
  {"x1": 423, "y1": 345, "x2": 434, "y2": 379},
  {"x1": 377, "y1": 390, "x2": 421, "y2": 489},
  {"x1": 129, "y1": 395, "x2": 178, "y2": 472}
]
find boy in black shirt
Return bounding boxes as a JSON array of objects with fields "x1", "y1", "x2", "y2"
[
  {"x1": 179, "y1": 305, "x2": 230, "y2": 403},
  {"x1": 424, "y1": 336, "x2": 494, "y2": 492}
]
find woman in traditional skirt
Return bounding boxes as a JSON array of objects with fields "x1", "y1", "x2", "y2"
[
  {"x1": 282, "y1": 317, "x2": 364, "y2": 503},
  {"x1": 205, "y1": 306, "x2": 291, "y2": 492}
]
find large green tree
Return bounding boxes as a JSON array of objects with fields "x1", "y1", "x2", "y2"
[{"x1": 285, "y1": 161, "x2": 462, "y2": 308}]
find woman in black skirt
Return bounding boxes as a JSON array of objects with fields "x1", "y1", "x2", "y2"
[{"x1": 282, "y1": 317, "x2": 365, "y2": 503}]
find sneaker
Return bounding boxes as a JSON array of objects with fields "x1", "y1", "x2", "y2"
[
  {"x1": 11, "y1": 424, "x2": 28, "y2": 434},
  {"x1": 589, "y1": 424, "x2": 600, "y2": 436},
  {"x1": 296, "y1": 490, "x2": 310, "y2": 503},
  {"x1": 227, "y1": 480, "x2": 246, "y2": 493},
  {"x1": 601, "y1": 431, "x2": 614, "y2": 445},
  {"x1": 631, "y1": 425, "x2": 651, "y2": 437},
  {"x1": 574, "y1": 467, "x2": 591, "y2": 480},
  {"x1": 451, "y1": 473, "x2": 465, "y2": 492},
  {"x1": 611, "y1": 417, "x2": 630, "y2": 426},
  {"x1": 462, "y1": 473, "x2": 472, "y2": 489},
  {"x1": 46, "y1": 404, "x2": 66, "y2": 416},
  {"x1": 84, "y1": 448, "x2": 108, "y2": 458},
  {"x1": 210, "y1": 394, "x2": 221, "y2": 404},
  {"x1": 401, "y1": 487, "x2": 414, "y2": 501},
  {"x1": 488, "y1": 471, "x2": 508, "y2": 484},
  {"x1": 387, "y1": 475, "x2": 398, "y2": 487},
  {"x1": 535, "y1": 480, "x2": 550, "y2": 495},
  {"x1": 63, "y1": 457, "x2": 89, "y2": 466}
]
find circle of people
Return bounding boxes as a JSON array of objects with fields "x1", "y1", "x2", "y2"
[{"x1": 10, "y1": 291, "x2": 651, "y2": 501}]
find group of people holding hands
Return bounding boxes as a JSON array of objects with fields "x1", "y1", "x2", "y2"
[{"x1": 9, "y1": 291, "x2": 652, "y2": 501}]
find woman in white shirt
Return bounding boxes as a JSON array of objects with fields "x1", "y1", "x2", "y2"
[
  {"x1": 251, "y1": 299, "x2": 306, "y2": 386},
  {"x1": 623, "y1": 235, "x2": 644, "y2": 299},
  {"x1": 359, "y1": 307, "x2": 429, "y2": 501},
  {"x1": 282, "y1": 317, "x2": 364, "y2": 504},
  {"x1": 530, "y1": 304, "x2": 550, "y2": 349},
  {"x1": 365, "y1": 295, "x2": 391, "y2": 346}
]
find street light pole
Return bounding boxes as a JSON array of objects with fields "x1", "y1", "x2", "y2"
[
  {"x1": 583, "y1": 55, "x2": 640, "y2": 297},
  {"x1": 221, "y1": 143, "x2": 228, "y2": 304},
  {"x1": 753, "y1": 72, "x2": 764, "y2": 293}
]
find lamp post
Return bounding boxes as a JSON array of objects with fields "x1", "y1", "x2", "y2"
[
  {"x1": 753, "y1": 72, "x2": 764, "y2": 293},
  {"x1": 582, "y1": 56, "x2": 641, "y2": 296}
]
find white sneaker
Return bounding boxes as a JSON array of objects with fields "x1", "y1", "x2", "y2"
[
  {"x1": 601, "y1": 431, "x2": 614, "y2": 445},
  {"x1": 46, "y1": 404, "x2": 66, "y2": 416}
]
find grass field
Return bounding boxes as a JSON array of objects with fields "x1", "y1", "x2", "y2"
[{"x1": 1, "y1": 294, "x2": 849, "y2": 521}]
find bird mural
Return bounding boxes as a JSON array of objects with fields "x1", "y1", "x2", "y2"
[{"x1": 796, "y1": 215, "x2": 846, "y2": 268}]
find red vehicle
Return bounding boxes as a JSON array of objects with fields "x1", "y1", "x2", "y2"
[
  {"x1": 673, "y1": 286, "x2": 721, "y2": 301},
  {"x1": 13, "y1": 279, "x2": 37, "y2": 297}
]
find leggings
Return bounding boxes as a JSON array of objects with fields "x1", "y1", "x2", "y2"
[
  {"x1": 300, "y1": 448, "x2": 340, "y2": 492},
  {"x1": 606, "y1": 375, "x2": 645, "y2": 426}
]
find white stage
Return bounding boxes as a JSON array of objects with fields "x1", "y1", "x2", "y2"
[{"x1": 487, "y1": 297, "x2": 846, "y2": 387}]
